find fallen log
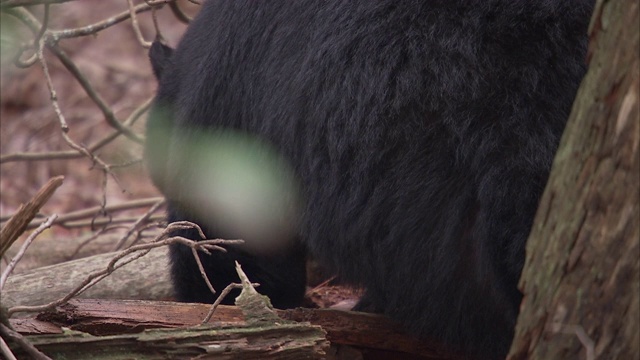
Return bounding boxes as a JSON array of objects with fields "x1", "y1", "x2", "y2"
[{"x1": 2, "y1": 247, "x2": 172, "y2": 310}]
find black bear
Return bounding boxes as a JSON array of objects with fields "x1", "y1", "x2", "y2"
[{"x1": 146, "y1": 1, "x2": 594, "y2": 359}]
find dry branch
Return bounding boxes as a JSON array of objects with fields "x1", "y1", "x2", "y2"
[
  {"x1": 0, "y1": 176, "x2": 64, "y2": 257},
  {"x1": 0, "y1": 215, "x2": 57, "y2": 290},
  {"x1": 3, "y1": 230, "x2": 151, "y2": 274},
  {"x1": 0, "y1": 197, "x2": 166, "y2": 230}
]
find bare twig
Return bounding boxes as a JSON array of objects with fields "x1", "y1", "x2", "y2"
[
  {"x1": 191, "y1": 246, "x2": 217, "y2": 295},
  {"x1": 62, "y1": 215, "x2": 165, "y2": 229},
  {"x1": 0, "y1": 96, "x2": 153, "y2": 164},
  {"x1": 33, "y1": 28, "x2": 121, "y2": 183},
  {"x1": 201, "y1": 282, "x2": 258, "y2": 324},
  {"x1": 12, "y1": 42, "x2": 38, "y2": 68},
  {"x1": 36, "y1": 34, "x2": 67, "y2": 132},
  {"x1": 113, "y1": 198, "x2": 166, "y2": 250},
  {"x1": 202, "y1": 284, "x2": 244, "y2": 323},
  {"x1": 33, "y1": 3, "x2": 49, "y2": 46},
  {"x1": 168, "y1": 0, "x2": 192, "y2": 23},
  {"x1": 66, "y1": 225, "x2": 126, "y2": 261},
  {"x1": 0, "y1": 176, "x2": 64, "y2": 257},
  {"x1": 149, "y1": 2, "x2": 163, "y2": 39},
  {"x1": 0, "y1": 197, "x2": 164, "y2": 228},
  {"x1": 127, "y1": 0, "x2": 152, "y2": 48},
  {"x1": 48, "y1": 44, "x2": 144, "y2": 144},
  {"x1": 51, "y1": 0, "x2": 173, "y2": 40},
  {"x1": 3, "y1": 7, "x2": 145, "y2": 143},
  {"x1": 0, "y1": 215, "x2": 57, "y2": 291}
]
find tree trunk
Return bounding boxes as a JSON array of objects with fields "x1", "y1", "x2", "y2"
[{"x1": 508, "y1": 1, "x2": 639, "y2": 359}]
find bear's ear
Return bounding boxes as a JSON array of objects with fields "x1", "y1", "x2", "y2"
[{"x1": 149, "y1": 40, "x2": 174, "y2": 80}]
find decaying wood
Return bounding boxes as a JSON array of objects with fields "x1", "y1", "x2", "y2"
[
  {"x1": 0, "y1": 176, "x2": 64, "y2": 258},
  {"x1": 10, "y1": 299, "x2": 459, "y2": 359},
  {"x1": 281, "y1": 307, "x2": 453, "y2": 359},
  {"x1": 5, "y1": 267, "x2": 330, "y2": 360},
  {"x1": 10, "y1": 315, "x2": 329, "y2": 360},
  {"x1": 508, "y1": 1, "x2": 639, "y2": 359},
  {"x1": 2, "y1": 247, "x2": 172, "y2": 310}
]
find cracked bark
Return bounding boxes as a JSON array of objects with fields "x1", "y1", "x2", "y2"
[{"x1": 508, "y1": 1, "x2": 639, "y2": 359}]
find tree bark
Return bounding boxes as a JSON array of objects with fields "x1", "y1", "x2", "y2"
[{"x1": 508, "y1": 1, "x2": 639, "y2": 359}]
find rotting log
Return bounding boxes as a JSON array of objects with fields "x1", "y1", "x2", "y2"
[
  {"x1": 10, "y1": 321, "x2": 329, "y2": 360},
  {"x1": 10, "y1": 298, "x2": 460, "y2": 359}
]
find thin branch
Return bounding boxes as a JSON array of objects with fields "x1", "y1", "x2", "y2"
[
  {"x1": 0, "y1": 96, "x2": 152, "y2": 164},
  {"x1": 3, "y1": 7, "x2": 145, "y2": 143},
  {"x1": 33, "y1": 3, "x2": 49, "y2": 46},
  {"x1": 66, "y1": 225, "x2": 127, "y2": 261},
  {"x1": 168, "y1": 0, "x2": 192, "y2": 24},
  {"x1": 50, "y1": 0, "x2": 174, "y2": 40},
  {"x1": 0, "y1": 176, "x2": 64, "y2": 257},
  {"x1": 202, "y1": 283, "x2": 250, "y2": 324},
  {"x1": 12, "y1": 43, "x2": 38, "y2": 68},
  {"x1": 127, "y1": 0, "x2": 152, "y2": 48},
  {"x1": 0, "y1": 197, "x2": 164, "y2": 228},
  {"x1": 47, "y1": 43, "x2": 144, "y2": 144},
  {"x1": 36, "y1": 34, "x2": 68, "y2": 131},
  {"x1": 62, "y1": 215, "x2": 165, "y2": 229},
  {"x1": 112, "y1": 198, "x2": 165, "y2": 250},
  {"x1": 191, "y1": 246, "x2": 217, "y2": 295},
  {"x1": 33, "y1": 29, "x2": 117, "y2": 177},
  {"x1": 0, "y1": 214, "x2": 57, "y2": 291}
]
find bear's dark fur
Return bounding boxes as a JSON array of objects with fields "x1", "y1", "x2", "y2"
[{"x1": 146, "y1": 1, "x2": 594, "y2": 358}]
